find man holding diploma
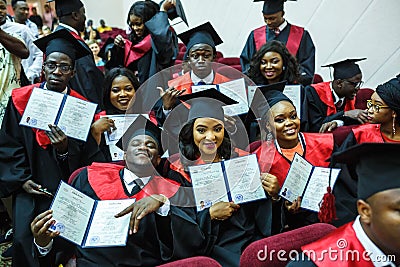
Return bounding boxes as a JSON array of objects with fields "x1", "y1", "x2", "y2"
[
  {"x1": 31, "y1": 116, "x2": 211, "y2": 266},
  {"x1": 0, "y1": 29, "x2": 91, "y2": 266}
]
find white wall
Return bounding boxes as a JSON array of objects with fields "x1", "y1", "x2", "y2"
[{"x1": 82, "y1": 0, "x2": 399, "y2": 88}]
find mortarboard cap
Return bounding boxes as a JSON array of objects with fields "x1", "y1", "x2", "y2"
[
  {"x1": 331, "y1": 143, "x2": 400, "y2": 200},
  {"x1": 160, "y1": 0, "x2": 188, "y2": 26},
  {"x1": 34, "y1": 29, "x2": 90, "y2": 61},
  {"x1": 116, "y1": 115, "x2": 162, "y2": 153},
  {"x1": 257, "y1": 81, "x2": 291, "y2": 108},
  {"x1": 178, "y1": 88, "x2": 238, "y2": 122},
  {"x1": 253, "y1": 0, "x2": 286, "y2": 15},
  {"x1": 178, "y1": 22, "x2": 222, "y2": 58},
  {"x1": 11, "y1": 0, "x2": 25, "y2": 7},
  {"x1": 321, "y1": 58, "x2": 366, "y2": 80},
  {"x1": 46, "y1": 0, "x2": 83, "y2": 17}
]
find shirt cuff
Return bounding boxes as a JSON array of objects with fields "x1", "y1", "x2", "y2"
[
  {"x1": 332, "y1": 120, "x2": 344, "y2": 127},
  {"x1": 162, "y1": 107, "x2": 172, "y2": 117},
  {"x1": 156, "y1": 195, "x2": 170, "y2": 216},
  {"x1": 34, "y1": 238, "x2": 53, "y2": 257}
]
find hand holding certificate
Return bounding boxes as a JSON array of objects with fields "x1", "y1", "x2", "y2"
[
  {"x1": 20, "y1": 88, "x2": 97, "y2": 141},
  {"x1": 49, "y1": 181, "x2": 135, "y2": 247},
  {"x1": 279, "y1": 153, "x2": 340, "y2": 212}
]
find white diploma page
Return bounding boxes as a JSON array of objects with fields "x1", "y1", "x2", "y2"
[
  {"x1": 283, "y1": 85, "x2": 302, "y2": 119},
  {"x1": 50, "y1": 181, "x2": 135, "y2": 247},
  {"x1": 279, "y1": 153, "x2": 313, "y2": 203},
  {"x1": 189, "y1": 163, "x2": 229, "y2": 212},
  {"x1": 218, "y1": 78, "x2": 248, "y2": 116},
  {"x1": 50, "y1": 181, "x2": 95, "y2": 246},
  {"x1": 56, "y1": 96, "x2": 97, "y2": 141},
  {"x1": 84, "y1": 198, "x2": 135, "y2": 247},
  {"x1": 301, "y1": 167, "x2": 340, "y2": 212},
  {"x1": 20, "y1": 88, "x2": 64, "y2": 130},
  {"x1": 224, "y1": 154, "x2": 266, "y2": 204},
  {"x1": 103, "y1": 114, "x2": 149, "y2": 145}
]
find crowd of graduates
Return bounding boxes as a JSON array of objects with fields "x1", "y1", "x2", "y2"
[{"x1": 0, "y1": 0, "x2": 399, "y2": 266}]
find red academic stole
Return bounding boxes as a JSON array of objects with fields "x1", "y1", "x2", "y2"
[
  {"x1": 167, "y1": 72, "x2": 231, "y2": 94},
  {"x1": 255, "y1": 133, "x2": 334, "y2": 186},
  {"x1": 124, "y1": 35, "x2": 152, "y2": 67},
  {"x1": 302, "y1": 222, "x2": 374, "y2": 267},
  {"x1": 253, "y1": 24, "x2": 304, "y2": 56},
  {"x1": 12, "y1": 84, "x2": 87, "y2": 149},
  {"x1": 312, "y1": 82, "x2": 355, "y2": 116},
  {"x1": 352, "y1": 124, "x2": 384, "y2": 143},
  {"x1": 87, "y1": 163, "x2": 180, "y2": 201}
]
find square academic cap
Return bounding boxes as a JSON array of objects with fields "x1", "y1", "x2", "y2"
[
  {"x1": 160, "y1": 0, "x2": 188, "y2": 26},
  {"x1": 178, "y1": 22, "x2": 223, "y2": 57},
  {"x1": 331, "y1": 142, "x2": 400, "y2": 200},
  {"x1": 46, "y1": 0, "x2": 83, "y2": 17},
  {"x1": 116, "y1": 115, "x2": 162, "y2": 153},
  {"x1": 34, "y1": 29, "x2": 90, "y2": 61},
  {"x1": 253, "y1": 0, "x2": 296, "y2": 15},
  {"x1": 321, "y1": 58, "x2": 366, "y2": 80},
  {"x1": 178, "y1": 88, "x2": 238, "y2": 122}
]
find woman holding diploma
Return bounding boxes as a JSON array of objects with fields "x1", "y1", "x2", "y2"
[
  {"x1": 164, "y1": 89, "x2": 273, "y2": 267},
  {"x1": 253, "y1": 81, "x2": 336, "y2": 232}
]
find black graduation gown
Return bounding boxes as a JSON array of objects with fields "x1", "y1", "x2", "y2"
[
  {"x1": 301, "y1": 85, "x2": 359, "y2": 132},
  {"x1": 39, "y1": 167, "x2": 213, "y2": 267},
  {"x1": 286, "y1": 254, "x2": 318, "y2": 267},
  {"x1": 166, "y1": 164, "x2": 273, "y2": 267},
  {"x1": 55, "y1": 25, "x2": 105, "y2": 106},
  {"x1": 240, "y1": 23, "x2": 315, "y2": 85},
  {"x1": 0, "y1": 87, "x2": 85, "y2": 267}
]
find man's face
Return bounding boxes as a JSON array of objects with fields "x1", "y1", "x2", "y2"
[
  {"x1": 337, "y1": 73, "x2": 363, "y2": 100},
  {"x1": 0, "y1": 1, "x2": 7, "y2": 24},
  {"x1": 125, "y1": 135, "x2": 160, "y2": 170},
  {"x1": 43, "y1": 52, "x2": 75, "y2": 92},
  {"x1": 188, "y1": 44, "x2": 215, "y2": 79},
  {"x1": 263, "y1": 11, "x2": 285, "y2": 29},
  {"x1": 75, "y1": 7, "x2": 86, "y2": 32},
  {"x1": 359, "y1": 188, "x2": 400, "y2": 258},
  {"x1": 14, "y1": 2, "x2": 29, "y2": 23}
]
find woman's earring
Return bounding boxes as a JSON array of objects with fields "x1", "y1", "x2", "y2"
[
  {"x1": 282, "y1": 66, "x2": 286, "y2": 71},
  {"x1": 392, "y1": 115, "x2": 396, "y2": 136}
]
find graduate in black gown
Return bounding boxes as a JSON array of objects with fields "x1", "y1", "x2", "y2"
[
  {"x1": 240, "y1": 0, "x2": 315, "y2": 85},
  {"x1": 163, "y1": 90, "x2": 273, "y2": 267},
  {"x1": 109, "y1": 0, "x2": 178, "y2": 85},
  {"x1": 302, "y1": 58, "x2": 368, "y2": 133},
  {"x1": 49, "y1": 0, "x2": 105, "y2": 106},
  {"x1": 31, "y1": 115, "x2": 217, "y2": 267},
  {"x1": 0, "y1": 29, "x2": 91, "y2": 267}
]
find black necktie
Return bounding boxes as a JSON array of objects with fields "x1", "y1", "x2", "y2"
[
  {"x1": 130, "y1": 179, "x2": 144, "y2": 196},
  {"x1": 197, "y1": 81, "x2": 206, "y2": 85}
]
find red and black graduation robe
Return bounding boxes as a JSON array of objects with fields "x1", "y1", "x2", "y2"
[
  {"x1": 254, "y1": 132, "x2": 335, "y2": 231},
  {"x1": 165, "y1": 154, "x2": 273, "y2": 267},
  {"x1": 43, "y1": 162, "x2": 212, "y2": 267},
  {"x1": 302, "y1": 82, "x2": 359, "y2": 132},
  {"x1": 55, "y1": 26, "x2": 104, "y2": 106},
  {"x1": 0, "y1": 83, "x2": 88, "y2": 267},
  {"x1": 240, "y1": 22, "x2": 315, "y2": 85},
  {"x1": 287, "y1": 222, "x2": 374, "y2": 267}
]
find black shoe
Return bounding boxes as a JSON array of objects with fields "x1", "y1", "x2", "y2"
[
  {"x1": 0, "y1": 228, "x2": 13, "y2": 245},
  {"x1": 0, "y1": 245, "x2": 12, "y2": 261}
]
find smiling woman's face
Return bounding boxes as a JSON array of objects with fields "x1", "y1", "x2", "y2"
[{"x1": 193, "y1": 117, "x2": 224, "y2": 156}]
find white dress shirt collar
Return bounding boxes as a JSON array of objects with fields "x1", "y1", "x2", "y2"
[
  {"x1": 43, "y1": 83, "x2": 68, "y2": 94},
  {"x1": 353, "y1": 216, "x2": 396, "y2": 267},
  {"x1": 278, "y1": 20, "x2": 288, "y2": 32},
  {"x1": 330, "y1": 82, "x2": 345, "y2": 105},
  {"x1": 58, "y1": 23, "x2": 79, "y2": 35},
  {"x1": 123, "y1": 168, "x2": 151, "y2": 194},
  {"x1": 190, "y1": 70, "x2": 214, "y2": 85}
]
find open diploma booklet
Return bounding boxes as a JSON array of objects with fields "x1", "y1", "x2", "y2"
[
  {"x1": 191, "y1": 78, "x2": 248, "y2": 116},
  {"x1": 102, "y1": 114, "x2": 149, "y2": 161},
  {"x1": 19, "y1": 87, "x2": 97, "y2": 141},
  {"x1": 188, "y1": 154, "x2": 266, "y2": 212},
  {"x1": 49, "y1": 181, "x2": 135, "y2": 248},
  {"x1": 279, "y1": 153, "x2": 341, "y2": 212}
]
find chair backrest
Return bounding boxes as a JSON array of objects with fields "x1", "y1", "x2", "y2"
[
  {"x1": 216, "y1": 65, "x2": 243, "y2": 79},
  {"x1": 157, "y1": 256, "x2": 222, "y2": 267},
  {"x1": 240, "y1": 223, "x2": 336, "y2": 267},
  {"x1": 355, "y1": 88, "x2": 374, "y2": 110},
  {"x1": 331, "y1": 125, "x2": 357, "y2": 146},
  {"x1": 217, "y1": 57, "x2": 240, "y2": 66},
  {"x1": 313, "y1": 73, "x2": 324, "y2": 84},
  {"x1": 68, "y1": 166, "x2": 86, "y2": 184}
]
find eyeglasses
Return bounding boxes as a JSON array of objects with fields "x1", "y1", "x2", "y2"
[
  {"x1": 366, "y1": 100, "x2": 390, "y2": 113},
  {"x1": 43, "y1": 62, "x2": 73, "y2": 74},
  {"x1": 344, "y1": 80, "x2": 364, "y2": 89}
]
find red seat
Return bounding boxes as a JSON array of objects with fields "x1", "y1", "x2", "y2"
[
  {"x1": 313, "y1": 73, "x2": 324, "y2": 84},
  {"x1": 217, "y1": 57, "x2": 240, "y2": 66},
  {"x1": 355, "y1": 88, "x2": 374, "y2": 110},
  {"x1": 239, "y1": 223, "x2": 336, "y2": 267},
  {"x1": 246, "y1": 140, "x2": 262, "y2": 153},
  {"x1": 332, "y1": 125, "x2": 358, "y2": 146},
  {"x1": 177, "y1": 51, "x2": 186, "y2": 60},
  {"x1": 178, "y1": 43, "x2": 186, "y2": 52},
  {"x1": 215, "y1": 51, "x2": 224, "y2": 61},
  {"x1": 157, "y1": 256, "x2": 222, "y2": 267},
  {"x1": 216, "y1": 65, "x2": 243, "y2": 79},
  {"x1": 68, "y1": 166, "x2": 86, "y2": 184}
]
